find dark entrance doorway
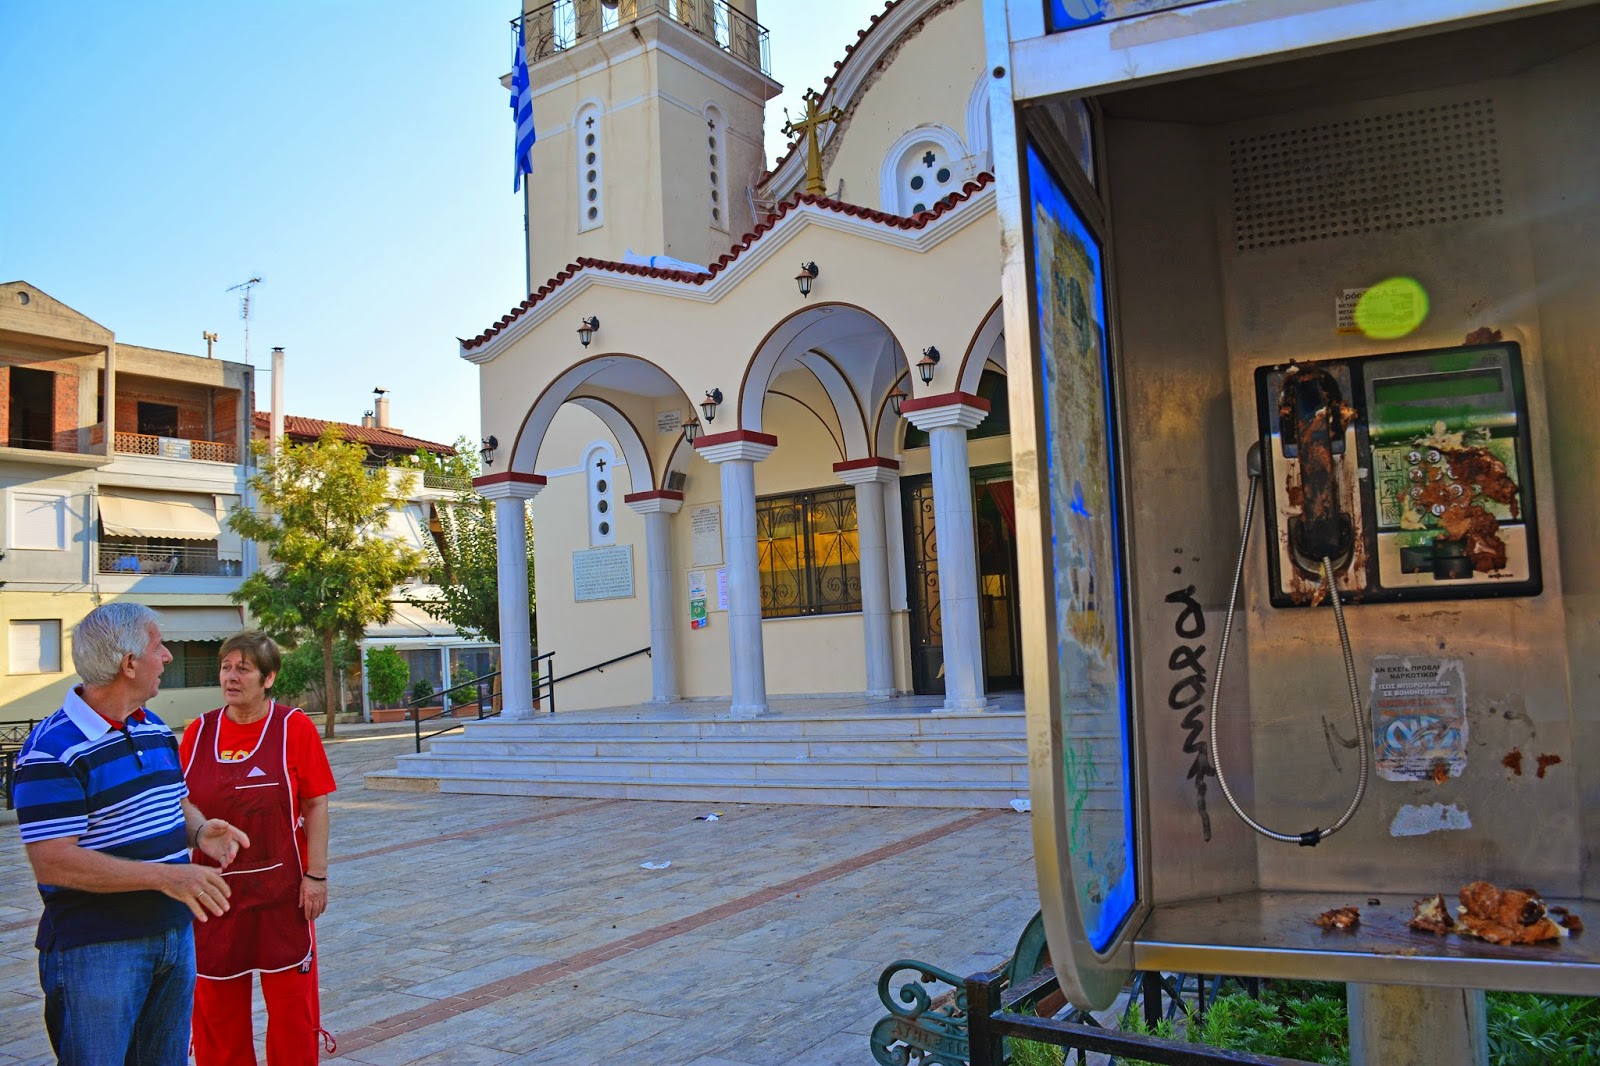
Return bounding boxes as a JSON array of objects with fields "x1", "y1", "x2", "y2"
[{"x1": 902, "y1": 463, "x2": 1023, "y2": 696}]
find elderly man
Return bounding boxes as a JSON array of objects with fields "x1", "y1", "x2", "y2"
[{"x1": 14, "y1": 602, "x2": 250, "y2": 1065}]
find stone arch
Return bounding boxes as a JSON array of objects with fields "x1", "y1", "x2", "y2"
[
  {"x1": 954, "y1": 297, "x2": 1006, "y2": 396},
  {"x1": 507, "y1": 353, "x2": 692, "y2": 488}
]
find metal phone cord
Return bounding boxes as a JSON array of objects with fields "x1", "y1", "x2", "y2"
[{"x1": 1207, "y1": 467, "x2": 1370, "y2": 846}]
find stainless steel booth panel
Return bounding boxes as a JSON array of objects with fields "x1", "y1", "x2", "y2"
[{"x1": 1092, "y1": 13, "x2": 1600, "y2": 990}]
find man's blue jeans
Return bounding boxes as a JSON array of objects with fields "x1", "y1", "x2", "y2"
[{"x1": 39, "y1": 925, "x2": 195, "y2": 1065}]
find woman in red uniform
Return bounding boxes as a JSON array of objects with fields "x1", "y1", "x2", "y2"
[{"x1": 180, "y1": 632, "x2": 336, "y2": 1064}]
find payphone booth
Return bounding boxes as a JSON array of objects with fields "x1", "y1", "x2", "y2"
[{"x1": 984, "y1": 0, "x2": 1600, "y2": 1049}]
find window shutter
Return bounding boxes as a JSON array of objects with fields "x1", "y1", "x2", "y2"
[
  {"x1": 8, "y1": 620, "x2": 62, "y2": 674},
  {"x1": 10, "y1": 493, "x2": 67, "y2": 550}
]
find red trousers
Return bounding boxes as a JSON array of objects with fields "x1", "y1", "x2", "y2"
[{"x1": 191, "y1": 945, "x2": 324, "y2": 1065}]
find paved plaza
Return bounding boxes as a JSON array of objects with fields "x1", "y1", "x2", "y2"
[{"x1": 0, "y1": 722, "x2": 1038, "y2": 1064}]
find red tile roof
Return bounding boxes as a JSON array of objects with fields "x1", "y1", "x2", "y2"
[
  {"x1": 252, "y1": 412, "x2": 455, "y2": 455},
  {"x1": 462, "y1": 172, "x2": 995, "y2": 352}
]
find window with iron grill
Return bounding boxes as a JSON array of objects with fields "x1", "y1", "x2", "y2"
[
  {"x1": 756, "y1": 486, "x2": 860, "y2": 618},
  {"x1": 164, "y1": 641, "x2": 223, "y2": 689}
]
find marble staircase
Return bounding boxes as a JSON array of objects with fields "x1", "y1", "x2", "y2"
[{"x1": 365, "y1": 695, "x2": 1039, "y2": 808}]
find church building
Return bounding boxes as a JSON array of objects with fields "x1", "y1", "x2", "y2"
[{"x1": 467, "y1": 0, "x2": 1016, "y2": 722}]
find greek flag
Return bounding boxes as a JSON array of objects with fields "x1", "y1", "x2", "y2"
[{"x1": 511, "y1": 19, "x2": 536, "y2": 192}]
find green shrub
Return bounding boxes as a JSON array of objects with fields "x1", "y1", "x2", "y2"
[
  {"x1": 410, "y1": 676, "x2": 435, "y2": 705},
  {"x1": 1488, "y1": 992, "x2": 1600, "y2": 1065},
  {"x1": 364, "y1": 646, "x2": 409, "y2": 707}
]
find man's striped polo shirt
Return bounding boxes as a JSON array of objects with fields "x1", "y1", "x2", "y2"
[{"x1": 14, "y1": 687, "x2": 193, "y2": 950}]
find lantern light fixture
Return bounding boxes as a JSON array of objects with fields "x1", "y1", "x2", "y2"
[
  {"x1": 479, "y1": 435, "x2": 499, "y2": 466},
  {"x1": 917, "y1": 346, "x2": 941, "y2": 385},
  {"x1": 795, "y1": 262, "x2": 819, "y2": 298},
  {"x1": 683, "y1": 417, "x2": 702, "y2": 444},
  {"x1": 888, "y1": 387, "x2": 907, "y2": 417},
  {"x1": 700, "y1": 388, "x2": 724, "y2": 423},
  {"x1": 576, "y1": 316, "x2": 601, "y2": 347}
]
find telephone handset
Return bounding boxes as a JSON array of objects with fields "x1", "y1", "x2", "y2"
[{"x1": 1210, "y1": 342, "x2": 1540, "y2": 846}]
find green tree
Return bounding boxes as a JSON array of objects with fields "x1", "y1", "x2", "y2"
[
  {"x1": 230, "y1": 429, "x2": 424, "y2": 737},
  {"x1": 274, "y1": 638, "x2": 359, "y2": 713},
  {"x1": 407, "y1": 440, "x2": 535, "y2": 646},
  {"x1": 365, "y1": 645, "x2": 410, "y2": 707}
]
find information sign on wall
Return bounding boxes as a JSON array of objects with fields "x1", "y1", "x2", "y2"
[
  {"x1": 690, "y1": 504, "x2": 723, "y2": 567},
  {"x1": 572, "y1": 544, "x2": 635, "y2": 602}
]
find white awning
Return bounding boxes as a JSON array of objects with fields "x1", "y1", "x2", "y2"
[
  {"x1": 365, "y1": 600, "x2": 457, "y2": 640},
  {"x1": 99, "y1": 492, "x2": 220, "y2": 540},
  {"x1": 151, "y1": 606, "x2": 244, "y2": 642}
]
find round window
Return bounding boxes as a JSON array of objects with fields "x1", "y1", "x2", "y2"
[
  {"x1": 588, "y1": 207, "x2": 598, "y2": 220},
  {"x1": 587, "y1": 189, "x2": 598, "y2": 202},
  {"x1": 708, "y1": 136, "x2": 716, "y2": 148},
  {"x1": 712, "y1": 207, "x2": 720, "y2": 221},
  {"x1": 710, "y1": 190, "x2": 719, "y2": 203},
  {"x1": 937, "y1": 167, "x2": 951, "y2": 184},
  {"x1": 585, "y1": 133, "x2": 595, "y2": 147},
  {"x1": 909, "y1": 175, "x2": 924, "y2": 191},
  {"x1": 586, "y1": 169, "x2": 596, "y2": 183},
  {"x1": 586, "y1": 152, "x2": 596, "y2": 165},
  {"x1": 597, "y1": 499, "x2": 609, "y2": 514},
  {"x1": 912, "y1": 202, "x2": 927, "y2": 214},
  {"x1": 596, "y1": 479, "x2": 607, "y2": 493},
  {"x1": 709, "y1": 153, "x2": 717, "y2": 166},
  {"x1": 598, "y1": 521, "x2": 610, "y2": 536},
  {"x1": 709, "y1": 172, "x2": 717, "y2": 185}
]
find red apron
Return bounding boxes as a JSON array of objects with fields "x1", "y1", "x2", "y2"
[{"x1": 183, "y1": 702, "x2": 313, "y2": 979}]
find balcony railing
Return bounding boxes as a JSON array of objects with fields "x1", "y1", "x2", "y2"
[
  {"x1": 422, "y1": 471, "x2": 471, "y2": 492},
  {"x1": 517, "y1": 0, "x2": 770, "y2": 76},
  {"x1": 98, "y1": 544, "x2": 241, "y2": 577},
  {"x1": 114, "y1": 432, "x2": 238, "y2": 464}
]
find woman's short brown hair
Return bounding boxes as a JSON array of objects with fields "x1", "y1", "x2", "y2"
[{"x1": 219, "y1": 631, "x2": 283, "y2": 685}]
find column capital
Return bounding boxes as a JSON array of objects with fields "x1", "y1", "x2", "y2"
[
  {"x1": 832, "y1": 457, "x2": 900, "y2": 485},
  {"x1": 473, "y1": 471, "x2": 547, "y2": 501},
  {"x1": 901, "y1": 392, "x2": 990, "y2": 432},
  {"x1": 695, "y1": 429, "x2": 777, "y2": 464},
  {"x1": 624, "y1": 489, "x2": 684, "y2": 515}
]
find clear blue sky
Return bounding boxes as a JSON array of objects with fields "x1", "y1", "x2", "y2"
[{"x1": 0, "y1": 1, "x2": 886, "y2": 447}]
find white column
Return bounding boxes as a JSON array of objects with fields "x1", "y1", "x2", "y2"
[
  {"x1": 696, "y1": 431, "x2": 778, "y2": 718},
  {"x1": 625, "y1": 491, "x2": 684, "y2": 703},
  {"x1": 835, "y1": 459, "x2": 899, "y2": 698},
  {"x1": 473, "y1": 472, "x2": 546, "y2": 721},
  {"x1": 904, "y1": 396, "x2": 990, "y2": 713}
]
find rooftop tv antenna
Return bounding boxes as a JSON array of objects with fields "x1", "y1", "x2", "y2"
[{"x1": 226, "y1": 276, "x2": 262, "y2": 364}]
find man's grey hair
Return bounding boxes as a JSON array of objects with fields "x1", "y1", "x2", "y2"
[{"x1": 73, "y1": 602, "x2": 161, "y2": 686}]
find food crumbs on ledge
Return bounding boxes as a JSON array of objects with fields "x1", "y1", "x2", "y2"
[
  {"x1": 1315, "y1": 906, "x2": 1361, "y2": 931},
  {"x1": 1536, "y1": 753, "x2": 1563, "y2": 779},
  {"x1": 1502, "y1": 749, "x2": 1524, "y2": 776},
  {"x1": 1430, "y1": 759, "x2": 1450, "y2": 785}
]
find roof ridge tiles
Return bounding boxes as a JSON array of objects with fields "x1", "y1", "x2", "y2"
[{"x1": 462, "y1": 170, "x2": 994, "y2": 351}]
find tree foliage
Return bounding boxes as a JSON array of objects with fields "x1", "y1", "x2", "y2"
[
  {"x1": 407, "y1": 439, "x2": 535, "y2": 646},
  {"x1": 273, "y1": 638, "x2": 359, "y2": 712},
  {"x1": 364, "y1": 645, "x2": 410, "y2": 707},
  {"x1": 229, "y1": 429, "x2": 424, "y2": 737}
]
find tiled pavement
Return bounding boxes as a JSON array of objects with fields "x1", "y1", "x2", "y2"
[{"x1": 0, "y1": 722, "x2": 1039, "y2": 1064}]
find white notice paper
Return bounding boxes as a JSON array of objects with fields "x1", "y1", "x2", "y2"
[
  {"x1": 689, "y1": 504, "x2": 722, "y2": 567},
  {"x1": 716, "y1": 567, "x2": 728, "y2": 611}
]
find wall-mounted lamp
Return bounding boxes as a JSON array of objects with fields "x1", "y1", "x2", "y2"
[
  {"x1": 683, "y1": 417, "x2": 702, "y2": 444},
  {"x1": 794, "y1": 262, "x2": 819, "y2": 298},
  {"x1": 888, "y1": 387, "x2": 907, "y2": 417},
  {"x1": 917, "y1": 346, "x2": 941, "y2": 385},
  {"x1": 577, "y1": 316, "x2": 601, "y2": 347},
  {"x1": 701, "y1": 388, "x2": 724, "y2": 423},
  {"x1": 480, "y1": 435, "x2": 499, "y2": 466}
]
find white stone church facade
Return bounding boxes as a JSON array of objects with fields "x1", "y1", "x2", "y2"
[{"x1": 470, "y1": 0, "x2": 1017, "y2": 719}]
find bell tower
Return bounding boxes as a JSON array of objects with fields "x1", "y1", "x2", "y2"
[{"x1": 515, "y1": 0, "x2": 782, "y2": 286}]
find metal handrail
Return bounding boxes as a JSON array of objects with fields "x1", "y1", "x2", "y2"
[
  {"x1": 546, "y1": 646, "x2": 650, "y2": 687},
  {"x1": 0, "y1": 719, "x2": 37, "y2": 811}
]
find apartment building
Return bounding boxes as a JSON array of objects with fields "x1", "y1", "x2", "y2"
[{"x1": 1, "y1": 281, "x2": 253, "y2": 722}]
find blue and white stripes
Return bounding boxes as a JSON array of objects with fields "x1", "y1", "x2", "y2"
[{"x1": 511, "y1": 18, "x2": 537, "y2": 192}]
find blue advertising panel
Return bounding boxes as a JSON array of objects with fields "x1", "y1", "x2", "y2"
[
  {"x1": 1048, "y1": 0, "x2": 1210, "y2": 33},
  {"x1": 1028, "y1": 142, "x2": 1136, "y2": 951}
]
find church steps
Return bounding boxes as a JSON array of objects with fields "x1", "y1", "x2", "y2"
[
  {"x1": 421, "y1": 733, "x2": 1037, "y2": 760},
  {"x1": 365, "y1": 769, "x2": 1040, "y2": 809},
  {"x1": 456, "y1": 711, "x2": 1025, "y2": 740}
]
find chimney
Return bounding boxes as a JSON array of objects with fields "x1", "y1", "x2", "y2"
[
  {"x1": 361, "y1": 410, "x2": 376, "y2": 428},
  {"x1": 373, "y1": 387, "x2": 391, "y2": 429}
]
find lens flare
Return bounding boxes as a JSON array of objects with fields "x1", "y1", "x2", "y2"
[{"x1": 1355, "y1": 277, "x2": 1429, "y2": 340}]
